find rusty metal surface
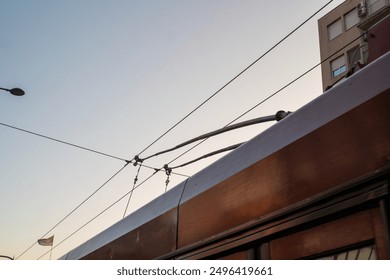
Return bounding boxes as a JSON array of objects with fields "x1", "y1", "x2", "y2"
[
  {"x1": 170, "y1": 174, "x2": 389, "y2": 260},
  {"x1": 177, "y1": 88, "x2": 390, "y2": 248}
]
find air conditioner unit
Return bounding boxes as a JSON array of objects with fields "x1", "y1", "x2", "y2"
[{"x1": 357, "y1": 0, "x2": 367, "y2": 17}]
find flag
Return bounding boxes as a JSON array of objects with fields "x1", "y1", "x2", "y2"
[{"x1": 37, "y1": 235, "x2": 54, "y2": 246}]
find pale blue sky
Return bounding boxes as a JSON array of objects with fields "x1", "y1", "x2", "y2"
[{"x1": 0, "y1": 0, "x2": 343, "y2": 260}]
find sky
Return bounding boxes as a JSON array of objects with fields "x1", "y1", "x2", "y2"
[{"x1": 0, "y1": 0, "x2": 344, "y2": 260}]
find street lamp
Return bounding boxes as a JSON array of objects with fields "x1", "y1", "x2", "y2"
[{"x1": 0, "y1": 87, "x2": 25, "y2": 96}]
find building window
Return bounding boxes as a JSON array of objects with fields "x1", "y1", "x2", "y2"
[
  {"x1": 331, "y1": 55, "x2": 346, "y2": 78},
  {"x1": 327, "y1": 18, "x2": 342, "y2": 40},
  {"x1": 344, "y1": 8, "x2": 360, "y2": 30},
  {"x1": 367, "y1": 0, "x2": 387, "y2": 14}
]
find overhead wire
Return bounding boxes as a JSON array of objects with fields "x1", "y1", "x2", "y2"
[
  {"x1": 20, "y1": 1, "x2": 336, "y2": 259},
  {"x1": 0, "y1": 120, "x2": 188, "y2": 179},
  {"x1": 163, "y1": 32, "x2": 366, "y2": 170},
  {"x1": 0, "y1": 122, "x2": 130, "y2": 163},
  {"x1": 227, "y1": 33, "x2": 365, "y2": 126},
  {"x1": 123, "y1": 162, "x2": 142, "y2": 219},
  {"x1": 37, "y1": 189, "x2": 130, "y2": 260},
  {"x1": 159, "y1": 34, "x2": 364, "y2": 173},
  {"x1": 37, "y1": 166, "x2": 176, "y2": 260},
  {"x1": 8, "y1": 122, "x2": 189, "y2": 259},
  {"x1": 15, "y1": 162, "x2": 130, "y2": 260},
  {"x1": 135, "y1": 0, "x2": 334, "y2": 159},
  {"x1": 37, "y1": 29, "x2": 366, "y2": 261},
  {"x1": 2, "y1": 119, "x2": 193, "y2": 259},
  {"x1": 15, "y1": 158, "x2": 188, "y2": 260},
  {"x1": 0, "y1": 121, "x2": 189, "y2": 177}
]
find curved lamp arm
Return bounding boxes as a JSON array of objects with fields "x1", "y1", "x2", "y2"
[{"x1": 0, "y1": 87, "x2": 25, "y2": 96}]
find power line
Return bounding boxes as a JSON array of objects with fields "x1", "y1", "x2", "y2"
[
  {"x1": 228, "y1": 33, "x2": 365, "y2": 126},
  {"x1": 37, "y1": 166, "x2": 180, "y2": 260},
  {"x1": 38, "y1": 191, "x2": 129, "y2": 260},
  {"x1": 2, "y1": 0, "x2": 333, "y2": 209},
  {"x1": 8, "y1": 5, "x2": 334, "y2": 258},
  {"x1": 164, "y1": 33, "x2": 365, "y2": 169},
  {"x1": 15, "y1": 158, "x2": 189, "y2": 260},
  {"x1": 15, "y1": 157, "x2": 188, "y2": 259},
  {"x1": 113, "y1": 0, "x2": 338, "y2": 230},
  {"x1": 4, "y1": 1, "x2": 334, "y2": 165},
  {"x1": 15, "y1": 162, "x2": 130, "y2": 259},
  {"x1": 135, "y1": 0, "x2": 334, "y2": 158},
  {"x1": 0, "y1": 120, "x2": 187, "y2": 178},
  {"x1": 0, "y1": 122, "x2": 130, "y2": 163},
  {"x1": 35, "y1": 112, "x2": 292, "y2": 258},
  {"x1": 39, "y1": 32, "x2": 366, "y2": 261},
  {"x1": 123, "y1": 162, "x2": 142, "y2": 219},
  {"x1": 24, "y1": 1, "x2": 338, "y2": 259}
]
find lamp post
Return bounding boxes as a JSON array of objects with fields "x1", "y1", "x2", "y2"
[
  {"x1": 0, "y1": 87, "x2": 25, "y2": 96},
  {"x1": 1, "y1": 86, "x2": 24, "y2": 261}
]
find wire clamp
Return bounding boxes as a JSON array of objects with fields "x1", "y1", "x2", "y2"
[
  {"x1": 164, "y1": 164, "x2": 172, "y2": 189},
  {"x1": 133, "y1": 155, "x2": 144, "y2": 166},
  {"x1": 163, "y1": 164, "x2": 172, "y2": 176},
  {"x1": 165, "y1": 177, "x2": 170, "y2": 187}
]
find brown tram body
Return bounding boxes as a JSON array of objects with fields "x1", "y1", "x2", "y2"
[{"x1": 61, "y1": 52, "x2": 390, "y2": 260}]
